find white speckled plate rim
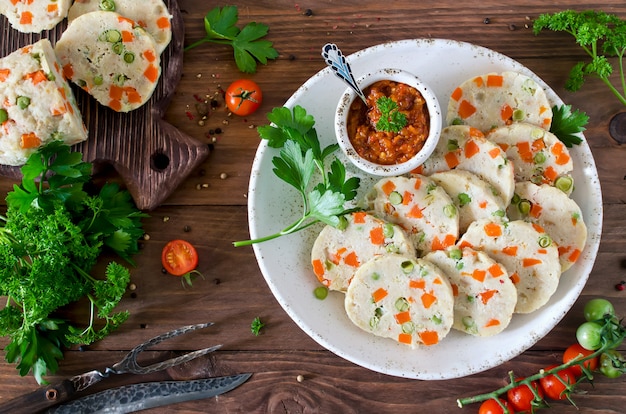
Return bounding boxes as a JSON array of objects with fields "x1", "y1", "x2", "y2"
[{"x1": 247, "y1": 39, "x2": 603, "y2": 380}]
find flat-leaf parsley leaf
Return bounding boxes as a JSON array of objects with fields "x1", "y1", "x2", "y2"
[
  {"x1": 185, "y1": 6, "x2": 279, "y2": 73},
  {"x1": 376, "y1": 96, "x2": 408, "y2": 133}
]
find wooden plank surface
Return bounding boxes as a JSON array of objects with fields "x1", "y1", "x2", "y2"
[{"x1": 1, "y1": 0, "x2": 626, "y2": 412}]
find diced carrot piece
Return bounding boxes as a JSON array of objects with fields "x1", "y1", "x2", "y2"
[
  {"x1": 409, "y1": 279, "x2": 425, "y2": 290},
  {"x1": 10, "y1": 0, "x2": 18, "y2": 6},
  {"x1": 464, "y1": 139, "x2": 480, "y2": 158},
  {"x1": 451, "y1": 87, "x2": 463, "y2": 101},
  {"x1": 516, "y1": 141, "x2": 533, "y2": 163},
  {"x1": 487, "y1": 74, "x2": 504, "y2": 87},
  {"x1": 458, "y1": 100, "x2": 477, "y2": 119},
  {"x1": 531, "y1": 223, "x2": 545, "y2": 233},
  {"x1": 479, "y1": 289, "x2": 497, "y2": 304},
  {"x1": 381, "y1": 180, "x2": 396, "y2": 196},
  {"x1": 421, "y1": 292, "x2": 437, "y2": 309},
  {"x1": 109, "y1": 99, "x2": 122, "y2": 112},
  {"x1": 473, "y1": 76, "x2": 484, "y2": 87},
  {"x1": 510, "y1": 272, "x2": 520, "y2": 284},
  {"x1": 20, "y1": 132, "x2": 41, "y2": 149},
  {"x1": 555, "y1": 152, "x2": 571, "y2": 166},
  {"x1": 498, "y1": 142, "x2": 509, "y2": 151},
  {"x1": 442, "y1": 234, "x2": 456, "y2": 248},
  {"x1": 483, "y1": 222, "x2": 502, "y2": 237},
  {"x1": 502, "y1": 246, "x2": 518, "y2": 256},
  {"x1": 413, "y1": 177, "x2": 422, "y2": 190},
  {"x1": 143, "y1": 49, "x2": 157, "y2": 63},
  {"x1": 451, "y1": 283, "x2": 459, "y2": 296},
  {"x1": 571, "y1": 216, "x2": 578, "y2": 226},
  {"x1": 51, "y1": 105, "x2": 67, "y2": 116},
  {"x1": 433, "y1": 277, "x2": 443, "y2": 285},
  {"x1": 568, "y1": 249, "x2": 581, "y2": 263},
  {"x1": 543, "y1": 118, "x2": 551, "y2": 128},
  {"x1": 398, "y1": 333, "x2": 412, "y2": 345},
  {"x1": 500, "y1": 104, "x2": 513, "y2": 122},
  {"x1": 458, "y1": 240, "x2": 473, "y2": 249},
  {"x1": 156, "y1": 16, "x2": 171, "y2": 29},
  {"x1": 402, "y1": 191, "x2": 413, "y2": 206},
  {"x1": 543, "y1": 166, "x2": 558, "y2": 182},
  {"x1": 370, "y1": 227, "x2": 385, "y2": 245},
  {"x1": 468, "y1": 127, "x2": 484, "y2": 138},
  {"x1": 532, "y1": 138, "x2": 546, "y2": 152},
  {"x1": 122, "y1": 30, "x2": 135, "y2": 43},
  {"x1": 109, "y1": 84, "x2": 123, "y2": 100},
  {"x1": 331, "y1": 247, "x2": 346, "y2": 265},
  {"x1": 312, "y1": 259, "x2": 325, "y2": 279},
  {"x1": 478, "y1": 200, "x2": 487, "y2": 209},
  {"x1": 20, "y1": 11, "x2": 33, "y2": 25},
  {"x1": 472, "y1": 269, "x2": 486, "y2": 282},
  {"x1": 143, "y1": 64, "x2": 159, "y2": 83},
  {"x1": 419, "y1": 330, "x2": 439, "y2": 346},
  {"x1": 124, "y1": 87, "x2": 142, "y2": 104},
  {"x1": 118, "y1": 16, "x2": 135, "y2": 25},
  {"x1": 0, "y1": 68, "x2": 10, "y2": 82},
  {"x1": 488, "y1": 263, "x2": 504, "y2": 278},
  {"x1": 353, "y1": 211, "x2": 367, "y2": 223},
  {"x1": 522, "y1": 258, "x2": 542, "y2": 267},
  {"x1": 488, "y1": 147, "x2": 501, "y2": 159},
  {"x1": 344, "y1": 251, "x2": 360, "y2": 267},
  {"x1": 25, "y1": 70, "x2": 47, "y2": 85},
  {"x1": 411, "y1": 165, "x2": 424, "y2": 175},
  {"x1": 551, "y1": 141, "x2": 564, "y2": 156},
  {"x1": 372, "y1": 288, "x2": 388, "y2": 303},
  {"x1": 444, "y1": 151, "x2": 460, "y2": 169},
  {"x1": 485, "y1": 319, "x2": 501, "y2": 328},
  {"x1": 407, "y1": 204, "x2": 423, "y2": 219},
  {"x1": 62, "y1": 64, "x2": 74, "y2": 79},
  {"x1": 530, "y1": 203, "x2": 543, "y2": 218},
  {"x1": 539, "y1": 105, "x2": 549, "y2": 115},
  {"x1": 394, "y1": 311, "x2": 411, "y2": 324},
  {"x1": 48, "y1": 4, "x2": 58, "y2": 12},
  {"x1": 431, "y1": 236, "x2": 443, "y2": 251}
]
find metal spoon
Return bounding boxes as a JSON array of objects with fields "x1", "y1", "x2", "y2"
[{"x1": 321, "y1": 43, "x2": 367, "y2": 104}]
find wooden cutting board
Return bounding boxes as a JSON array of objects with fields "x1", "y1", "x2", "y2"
[{"x1": 0, "y1": 0, "x2": 209, "y2": 210}]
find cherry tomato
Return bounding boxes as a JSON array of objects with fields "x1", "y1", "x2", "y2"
[
  {"x1": 583, "y1": 298, "x2": 615, "y2": 322},
  {"x1": 576, "y1": 321, "x2": 603, "y2": 350},
  {"x1": 539, "y1": 365, "x2": 577, "y2": 400},
  {"x1": 225, "y1": 79, "x2": 262, "y2": 116},
  {"x1": 161, "y1": 239, "x2": 199, "y2": 276},
  {"x1": 506, "y1": 378, "x2": 543, "y2": 413},
  {"x1": 478, "y1": 398, "x2": 510, "y2": 414},
  {"x1": 562, "y1": 343, "x2": 598, "y2": 377},
  {"x1": 599, "y1": 350, "x2": 625, "y2": 378}
]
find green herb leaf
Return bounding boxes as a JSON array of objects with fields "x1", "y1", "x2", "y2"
[
  {"x1": 186, "y1": 6, "x2": 278, "y2": 73},
  {"x1": 550, "y1": 104, "x2": 588, "y2": 147},
  {"x1": 375, "y1": 96, "x2": 408, "y2": 133},
  {"x1": 251, "y1": 317, "x2": 265, "y2": 336},
  {"x1": 233, "y1": 106, "x2": 361, "y2": 247},
  {"x1": 533, "y1": 10, "x2": 626, "y2": 106}
]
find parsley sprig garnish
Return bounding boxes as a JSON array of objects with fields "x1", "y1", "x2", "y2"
[
  {"x1": 0, "y1": 142, "x2": 146, "y2": 384},
  {"x1": 533, "y1": 10, "x2": 626, "y2": 106},
  {"x1": 233, "y1": 106, "x2": 360, "y2": 247},
  {"x1": 185, "y1": 6, "x2": 279, "y2": 73},
  {"x1": 550, "y1": 104, "x2": 589, "y2": 147},
  {"x1": 375, "y1": 96, "x2": 408, "y2": 133}
]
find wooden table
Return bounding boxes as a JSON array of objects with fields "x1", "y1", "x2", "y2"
[{"x1": 1, "y1": 0, "x2": 626, "y2": 412}]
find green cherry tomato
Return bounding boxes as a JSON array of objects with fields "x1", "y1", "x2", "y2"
[
  {"x1": 599, "y1": 350, "x2": 625, "y2": 378},
  {"x1": 576, "y1": 321, "x2": 604, "y2": 350},
  {"x1": 583, "y1": 298, "x2": 615, "y2": 322}
]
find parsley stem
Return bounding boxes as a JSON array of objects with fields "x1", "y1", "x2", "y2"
[{"x1": 184, "y1": 38, "x2": 232, "y2": 52}]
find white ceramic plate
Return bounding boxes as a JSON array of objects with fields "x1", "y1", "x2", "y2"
[{"x1": 247, "y1": 39, "x2": 602, "y2": 380}]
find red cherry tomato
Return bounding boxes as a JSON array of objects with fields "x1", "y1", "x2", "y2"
[
  {"x1": 478, "y1": 398, "x2": 510, "y2": 414},
  {"x1": 563, "y1": 343, "x2": 598, "y2": 377},
  {"x1": 225, "y1": 79, "x2": 262, "y2": 116},
  {"x1": 161, "y1": 239, "x2": 199, "y2": 276},
  {"x1": 539, "y1": 365, "x2": 577, "y2": 400},
  {"x1": 506, "y1": 377, "x2": 543, "y2": 413}
]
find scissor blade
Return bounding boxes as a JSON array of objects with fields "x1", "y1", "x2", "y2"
[{"x1": 47, "y1": 373, "x2": 251, "y2": 414}]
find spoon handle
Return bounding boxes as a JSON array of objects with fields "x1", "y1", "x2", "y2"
[{"x1": 321, "y1": 43, "x2": 367, "y2": 103}]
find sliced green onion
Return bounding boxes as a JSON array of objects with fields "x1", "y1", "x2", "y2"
[
  {"x1": 538, "y1": 235, "x2": 552, "y2": 248},
  {"x1": 457, "y1": 193, "x2": 471, "y2": 206},
  {"x1": 123, "y1": 52, "x2": 135, "y2": 63},
  {"x1": 554, "y1": 175, "x2": 574, "y2": 193},
  {"x1": 395, "y1": 297, "x2": 410, "y2": 312},
  {"x1": 388, "y1": 191, "x2": 403, "y2": 205},
  {"x1": 112, "y1": 42, "x2": 125, "y2": 55},
  {"x1": 371, "y1": 272, "x2": 381, "y2": 281},
  {"x1": 400, "y1": 260, "x2": 415, "y2": 274},
  {"x1": 512, "y1": 109, "x2": 525, "y2": 121},
  {"x1": 383, "y1": 223, "x2": 395, "y2": 238},
  {"x1": 533, "y1": 152, "x2": 546, "y2": 164},
  {"x1": 101, "y1": 29, "x2": 122, "y2": 43},
  {"x1": 447, "y1": 139, "x2": 459, "y2": 151},
  {"x1": 448, "y1": 248, "x2": 462, "y2": 261},
  {"x1": 0, "y1": 109, "x2": 8, "y2": 123},
  {"x1": 93, "y1": 75, "x2": 104, "y2": 86},
  {"x1": 401, "y1": 321, "x2": 415, "y2": 334},
  {"x1": 443, "y1": 204, "x2": 457, "y2": 218},
  {"x1": 99, "y1": 0, "x2": 116, "y2": 11}
]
